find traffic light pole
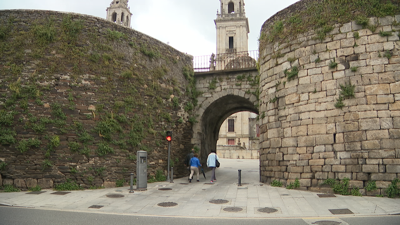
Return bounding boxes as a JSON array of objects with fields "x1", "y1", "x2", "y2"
[{"x1": 167, "y1": 141, "x2": 171, "y2": 182}]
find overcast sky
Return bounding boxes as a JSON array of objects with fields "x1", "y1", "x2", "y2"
[{"x1": 0, "y1": 0, "x2": 299, "y2": 56}]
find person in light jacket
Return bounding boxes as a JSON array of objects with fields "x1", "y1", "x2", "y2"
[{"x1": 206, "y1": 150, "x2": 219, "y2": 183}]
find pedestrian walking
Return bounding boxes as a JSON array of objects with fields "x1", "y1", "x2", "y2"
[
  {"x1": 189, "y1": 154, "x2": 201, "y2": 183},
  {"x1": 184, "y1": 148, "x2": 195, "y2": 179},
  {"x1": 207, "y1": 150, "x2": 219, "y2": 183}
]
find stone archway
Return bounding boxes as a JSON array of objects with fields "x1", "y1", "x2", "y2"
[{"x1": 197, "y1": 94, "x2": 258, "y2": 162}]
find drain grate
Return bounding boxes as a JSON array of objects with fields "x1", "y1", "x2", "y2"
[
  {"x1": 329, "y1": 209, "x2": 353, "y2": 215},
  {"x1": 89, "y1": 205, "x2": 103, "y2": 209},
  {"x1": 209, "y1": 199, "x2": 229, "y2": 204},
  {"x1": 26, "y1": 191, "x2": 46, "y2": 195},
  {"x1": 158, "y1": 188, "x2": 172, "y2": 191},
  {"x1": 223, "y1": 207, "x2": 243, "y2": 212},
  {"x1": 106, "y1": 194, "x2": 124, "y2": 198},
  {"x1": 51, "y1": 192, "x2": 70, "y2": 195},
  {"x1": 158, "y1": 202, "x2": 178, "y2": 207},
  {"x1": 312, "y1": 221, "x2": 342, "y2": 225},
  {"x1": 258, "y1": 207, "x2": 278, "y2": 213},
  {"x1": 318, "y1": 194, "x2": 336, "y2": 198}
]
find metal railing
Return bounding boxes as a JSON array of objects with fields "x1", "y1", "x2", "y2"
[{"x1": 193, "y1": 50, "x2": 258, "y2": 72}]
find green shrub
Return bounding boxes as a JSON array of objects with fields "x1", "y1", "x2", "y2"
[
  {"x1": 116, "y1": 179, "x2": 124, "y2": 187},
  {"x1": 351, "y1": 187, "x2": 362, "y2": 196},
  {"x1": 96, "y1": 143, "x2": 114, "y2": 156},
  {"x1": 68, "y1": 142, "x2": 81, "y2": 152},
  {"x1": 365, "y1": 180, "x2": 377, "y2": 192},
  {"x1": 17, "y1": 138, "x2": 42, "y2": 153},
  {"x1": 0, "y1": 161, "x2": 7, "y2": 171},
  {"x1": 34, "y1": 19, "x2": 56, "y2": 44},
  {"x1": 0, "y1": 129, "x2": 16, "y2": 145},
  {"x1": 106, "y1": 29, "x2": 126, "y2": 41},
  {"x1": 284, "y1": 66, "x2": 299, "y2": 81},
  {"x1": 29, "y1": 185, "x2": 42, "y2": 192},
  {"x1": 55, "y1": 179, "x2": 82, "y2": 191},
  {"x1": 329, "y1": 60, "x2": 338, "y2": 69},
  {"x1": 385, "y1": 178, "x2": 399, "y2": 198},
  {"x1": 3, "y1": 185, "x2": 20, "y2": 192},
  {"x1": 271, "y1": 180, "x2": 283, "y2": 187},
  {"x1": 287, "y1": 178, "x2": 300, "y2": 189},
  {"x1": 62, "y1": 15, "x2": 83, "y2": 39},
  {"x1": 42, "y1": 159, "x2": 53, "y2": 170},
  {"x1": 209, "y1": 78, "x2": 218, "y2": 90}
]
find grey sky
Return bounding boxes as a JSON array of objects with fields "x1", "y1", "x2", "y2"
[{"x1": 0, "y1": 0, "x2": 299, "y2": 56}]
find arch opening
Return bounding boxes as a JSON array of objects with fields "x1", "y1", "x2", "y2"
[
  {"x1": 228, "y1": 2, "x2": 235, "y2": 13},
  {"x1": 112, "y1": 12, "x2": 117, "y2": 22},
  {"x1": 199, "y1": 95, "x2": 258, "y2": 162}
]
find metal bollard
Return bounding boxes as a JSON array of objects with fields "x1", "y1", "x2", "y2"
[
  {"x1": 170, "y1": 167, "x2": 174, "y2": 183},
  {"x1": 129, "y1": 173, "x2": 134, "y2": 193},
  {"x1": 238, "y1": 169, "x2": 242, "y2": 186}
]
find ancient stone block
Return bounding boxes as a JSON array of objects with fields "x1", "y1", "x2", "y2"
[
  {"x1": 362, "y1": 140, "x2": 380, "y2": 150},
  {"x1": 348, "y1": 180, "x2": 363, "y2": 189},
  {"x1": 386, "y1": 165, "x2": 400, "y2": 173},
  {"x1": 26, "y1": 178, "x2": 38, "y2": 188},
  {"x1": 344, "y1": 131, "x2": 364, "y2": 142},
  {"x1": 14, "y1": 179, "x2": 26, "y2": 189},
  {"x1": 371, "y1": 173, "x2": 397, "y2": 181},
  {"x1": 356, "y1": 173, "x2": 369, "y2": 180},
  {"x1": 346, "y1": 165, "x2": 361, "y2": 173},
  {"x1": 322, "y1": 165, "x2": 332, "y2": 172},
  {"x1": 366, "y1": 130, "x2": 389, "y2": 140},
  {"x1": 288, "y1": 166, "x2": 304, "y2": 173},
  {"x1": 298, "y1": 136, "x2": 315, "y2": 147},
  {"x1": 320, "y1": 152, "x2": 335, "y2": 159},
  {"x1": 332, "y1": 165, "x2": 346, "y2": 172},
  {"x1": 325, "y1": 159, "x2": 341, "y2": 165},
  {"x1": 337, "y1": 173, "x2": 352, "y2": 180},
  {"x1": 315, "y1": 134, "x2": 334, "y2": 145},
  {"x1": 282, "y1": 138, "x2": 297, "y2": 147},
  {"x1": 3, "y1": 179, "x2": 13, "y2": 186},
  {"x1": 315, "y1": 172, "x2": 328, "y2": 180},
  {"x1": 362, "y1": 165, "x2": 379, "y2": 173},
  {"x1": 359, "y1": 118, "x2": 380, "y2": 130},
  {"x1": 369, "y1": 150, "x2": 396, "y2": 159},
  {"x1": 38, "y1": 178, "x2": 54, "y2": 189},
  {"x1": 309, "y1": 159, "x2": 325, "y2": 166},
  {"x1": 377, "y1": 94, "x2": 394, "y2": 103},
  {"x1": 365, "y1": 84, "x2": 390, "y2": 95},
  {"x1": 376, "y1": 181, "x2": 391, "y2": 189},
  {"x1": 345, "y1": 142, "x2": 361, "y2": 151}
]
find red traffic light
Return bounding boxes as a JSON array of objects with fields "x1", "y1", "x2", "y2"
[{"x1": 166, "y1": 131, "x2": 172, "y2": 142}]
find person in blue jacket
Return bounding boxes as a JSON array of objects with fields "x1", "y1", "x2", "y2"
[
  {"x1": 207, "y1": 150, "x2": 219, "y2": 183},
  {"x1": 189, "y1": 154, "x2": 201, "y2": 183}
]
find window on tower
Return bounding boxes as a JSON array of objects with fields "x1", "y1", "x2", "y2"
[
  {"x1": 112, "y1": 12, "x2": 117, "y2": 22},
  {"x1": 229, "y1": 37, "x2": 234, "y2": 49},
  {"x1": 228, "y1": 2, "x2": 234, "y2": 13},
  {"x1": 121, "y1": 12, "x2": 124, "y2": 22}
]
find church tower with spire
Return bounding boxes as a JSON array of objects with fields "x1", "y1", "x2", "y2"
[
  {"x1": 214, "y1": 0, "x2": 249, "y2": 56},
  {"x1": 106, "y1": 0, "x2": 132, "y2": 27}
]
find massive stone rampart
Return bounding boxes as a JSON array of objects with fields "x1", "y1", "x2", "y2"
[
  {"x1": 0, "y1": 10, "x2": 195, "y2": 190},
  {"x1": 258, "y1": 1, "x2": 400, "y2": 195}
]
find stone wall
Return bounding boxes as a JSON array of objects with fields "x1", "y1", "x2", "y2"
[
  {"x1": 259, "y1": 10, "x2": 400, "y2": 195},
  {"x1": 0, "y1": 10, "x2": 195, "y2": 190}
]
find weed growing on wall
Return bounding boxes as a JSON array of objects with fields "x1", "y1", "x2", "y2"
[
  {"x1": 271, "y1": 180, "x2": 283, "y2": 187},
  {"x1": 335, "y1": 82, "x2": 355, "y2": 109},
  {"x1": 386, "y1": 178, "x2": 400, "y2": 198}
]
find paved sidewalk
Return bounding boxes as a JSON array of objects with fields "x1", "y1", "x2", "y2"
[{"x1": 0, "y1": 159, "x2": 400, "y2": 219}]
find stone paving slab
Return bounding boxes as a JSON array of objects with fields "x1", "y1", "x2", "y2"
[{"x1": 0, "y1": 159, "x2": 400, "y2": 218}]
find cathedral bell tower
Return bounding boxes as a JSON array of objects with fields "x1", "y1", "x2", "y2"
[
  {"x1": 106, "y1": 0, "x2": 132, "y2": 27},
  {"x1": 214, "y1": 0, "x2": 249, "y2": 55}
]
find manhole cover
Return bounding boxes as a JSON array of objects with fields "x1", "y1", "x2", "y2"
[
  {"x1": 51, "y1": 192, "x2": 70, "y2": 195},
  {"x1": 158, "y1": 188, "x2": 172, "y2": 191},
  {"x1": 106, "y1": 194, "x2": 124, "y2": 198},
  {"x1": 329, "y1": 209, "x2": 354, "y2": 215},
  {"x1": 157, "y1": 202, "x2": 178, "y2": 207},
  {"x1": 318, "y1": 194, "x2": 336, "y2": 198},
  {"x1": 312, "y1": 221, "x2": 342, "y2": 225},
  {"x1": 89, "y1": 205, "x2": 103, "y2": 209},
  {"x1": 26, "y1": 191, "x2": 46, "y2": 195},
  {"x1": 258, "y1": 207, "x2": 278, "y2": 213},
  {"x1": 209, "y1": 199, "x2": 229, "y2": 204},
  {"x1": 223, "y1": 207, "x2": 243, "y2": 212}
]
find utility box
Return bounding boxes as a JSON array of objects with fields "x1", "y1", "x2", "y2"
[{"x1": 136, "y1": 151, "x2": 147, "y2": 190}]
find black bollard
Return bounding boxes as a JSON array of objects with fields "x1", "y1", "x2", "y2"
[
  {"x1": 129, "y1": 173, "x2": 134, "y2": 193},
  {"x1": 170, "y1": 167, "x2": 174, "y2": 183},
  {"x1": 238, "y1": 169, "x2": 242, "y2": 186}
]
